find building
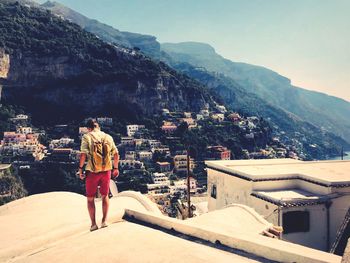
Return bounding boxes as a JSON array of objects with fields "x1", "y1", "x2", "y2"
[
  {"x1": 216, "y1": 104, "x2": 227, "y2": 113},
  {"x1": 125, "y1": 151, "x2": 136, "y2": 160},
  {"x1": 173, "y1": 155, "x2": 195, "y2": 173},
  {"x1": 152, "y1": 172, "x2": 170, "y2": 185},
  {"x1": 186, "y1": 176, "x2": 197, "y2": 194},
  {"x1": 126, "y1": 125, "x2": 145, "y2": 137},
  {"x1": 161, "y1": 108, "x2": 170, "y2": 116},
  {"x1": 156, "y1": 162, "x2": 171, "y2": 173},
  {"x1": 151, "y1": 147, "x2": 171, "y2": 156},
  {"x1": 0, "y1": 131, "x2": 44, "y2": 159},
  {"x1": 228, "y1": 112, "x2": 242, "y2": 123},
  {"x1": 169, "y1": 180, "x2": 187, "y2": 194},
  {"x1": 11, "y1": 114, "x2": 29, "y2": 121},
  {"x1": 180, "y1": 117, "x2": 196, "y2": 126},
  {"x1": 196, "y1": 114, "x2": 204, "y2": 121},
  {"x1": 119, "y1": 160, "x2": 145, "y2": 170},
  {"x1": 147, "y1": 183, "x2": 170, "y2": 195},
  {"x1": 207, "y1": 146, "x2": 231, "y2": 160},
  {"x1": 210, "y1": 113, "x2": 225, "y2": 122},
  {"x1": 138, "y1": 151, "x2": 153, "y2": 162},
  {"x1": 97, "y1": 117, "x2": 113, "y2": 126},
  {"x1": 200, "y1": 109, "x2": 210, "y2": 118},
  {"x1": 120, "y1": 137, "x2": 134, "y2": 146},
  {"x1": 16, "y1": 126, "x2": 32, "y2": 134},
  {"x1": 134, "y1": 138, "x2": 146, "y2": 149},
  {"x1": 245, "y1": 133, "x2": 255, "y2": 139},
  {"x1": 205, "y1": 159, "x2": 350, "y2": 252},
  {"x1": 148, "y1": 140, "x2": 161, "y2": 149},
  {"x1": 161, "y1": 123, "x2": 177, "y2": 135}
]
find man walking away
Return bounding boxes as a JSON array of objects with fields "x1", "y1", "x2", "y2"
[{"x1": 79, "y1": 119, "x2": 119, "y2": 231}]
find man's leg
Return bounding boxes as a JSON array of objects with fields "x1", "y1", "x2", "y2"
[
  {"x1": 85, "y1": 171, "x2": 98, "y2": 230},
  {"x1": 101, "y1": 195, "x2": 109, "y2": 224},
  {"x1": 99, "y1": 170, "x2": 111, "y2": 225},
  {"x1": 87, "y1": 197, "x2": 97, "y2": 227}
]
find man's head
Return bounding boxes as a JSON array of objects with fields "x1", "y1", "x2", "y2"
[{"x1": 86, "y1": 119, "x2": 100, "y2": 131}]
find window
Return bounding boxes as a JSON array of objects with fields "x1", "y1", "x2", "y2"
[
  {"x1": 211, "y1": 185, "x2": 217, "y2": 199},
  {"x1": 283, "y1": 211, "x2": 310, "y2": 234}
]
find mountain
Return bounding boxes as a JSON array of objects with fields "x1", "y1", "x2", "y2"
[
  {"x1": 0, "y1": 2, "x2": 214, "y2": 124},
  {"x1": 40, "y1": 1, "x2": 161, "y2": 59},
  {"x1": 161, "y1": 42, "x2": 350, "y2": 144},
  {"x1": 171, "y1": 62, "x2": 350, "y2": 159},
  {"x1": 38, "y1": 1, "x2": 350, "y2": 149}
]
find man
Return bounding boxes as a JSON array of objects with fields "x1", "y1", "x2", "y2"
[{"x1": 79, "y1": 119, "x2": 119, "y2": 231}]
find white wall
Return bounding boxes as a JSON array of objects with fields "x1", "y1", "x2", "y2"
[
  {"x1": 207, "y1": 169, "x2": 251, "y2": 211},
  {"x1": 281, "y1": 205, "x2": 328, "y2": 251}
]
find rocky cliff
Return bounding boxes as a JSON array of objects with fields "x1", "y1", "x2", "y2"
[{"x1": 0, "y1": 2, "x2": 213, "y2": 123}]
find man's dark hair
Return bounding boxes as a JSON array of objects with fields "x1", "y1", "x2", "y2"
[{"x1": 86, "y1": 119, "x2": 99, "y2": 129}]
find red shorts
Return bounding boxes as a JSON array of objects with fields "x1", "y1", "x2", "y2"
[{"x1": 85, "y1": 170, "x2": 111, "y2": 197}]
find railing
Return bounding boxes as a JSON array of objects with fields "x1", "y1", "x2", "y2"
[{"x1": 330, "y1": 206, "x2": 350, "y2": 254}]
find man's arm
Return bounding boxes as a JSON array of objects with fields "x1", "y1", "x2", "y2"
[
  {"x1": 79, "y1": 153, "x2": 86, "y2": 180},
  {"x1": 112, "y1": 152, "x2": 119, "y2": 178}
]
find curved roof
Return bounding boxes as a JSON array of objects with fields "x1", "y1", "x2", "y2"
[
  {"x1": 186, "y1": 204, "x2": 272, "y2": 236},
  {"x1": 0, "y1": 192, "x2": 262, "y2": 263}
]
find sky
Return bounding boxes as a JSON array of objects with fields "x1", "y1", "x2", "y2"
[{"x1": 39, "y1": 0, "x2": 350, "y2": 102}]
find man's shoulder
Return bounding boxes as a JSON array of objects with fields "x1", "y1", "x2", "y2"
[
  {"x1": 82, "y1": 133, "x2": 90, "y2": 140},
  {"x1": 104, "y1": 133, "x2": 114, "y2": 142}
]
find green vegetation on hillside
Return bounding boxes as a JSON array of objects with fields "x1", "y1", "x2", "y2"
[{"x1": 0, "y1": 166, "x2": 27, "y2": 205}]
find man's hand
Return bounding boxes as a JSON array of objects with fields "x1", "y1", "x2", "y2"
[
  {"x1": 79, "y1": 169, "x2": 85, "y2": 180},
  {"x1": 112, "y1": 168, "x2": 119, "y2": 178}
]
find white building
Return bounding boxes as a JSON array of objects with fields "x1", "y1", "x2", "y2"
[
  {"x1": 216, "y1": 104, "x2": 227, "y2": 113},
  {"x1": 183, "y1": 112, "x2": 192, "y2": 118},
  {"x1": 138, "y1": 151, "x2": 153, "y2": 161},
  {"x1": 125, "y1": 151, "x2": 136, "y2": 160},
  {"x1": 97, "y1": 117, "x2": 113, "y2": 126},
  {"x1": 126, "y1": 125, "x2": 145, "y2": 137},
  {"x1": 196, "y1": 114, "x2": 204, "y2": 121},
  {"x1": 13, "y1": 114, "x2": 29, "y2": 120},
  {"x1": 173, "y1": 155, "x2": 195, "y2": 172},
  {"x1": 205, "y1": 159, "x2": 350, "y2": 252},
  {"x1": 121, "y1": 137, "x2": 134, "y2": 146},
  {"x1": 170, "y1": 180, "x2": 187, "y2": 194},
  {"x1": 152, "y1": 172, "x2": 170, "y2": 185},
  {"x1": 210, "y1": 113, "x2": 225, "y2": 122},
  {"x1": 119, "y1": 160, "x2": 145, "y2": 169},
  {"x1": 147, "y1": 183, "x2": 170, "y2": 195},
  {"x1": 148, "y1": 140, "x2": 161, "y2": 149},
  {"x1": 16, "y1": 126, "x2": 32, "y2": 134},
  {"x1": 186, "y1": 177, "x2": 197, "y2": 194},
  {"x1": 200, "y1": 109, "x2": 210, "y2": 118}
]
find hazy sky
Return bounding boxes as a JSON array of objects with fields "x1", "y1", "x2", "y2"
[{"x1": 39, "y1": 0, "x2": 350, "y2": 101}]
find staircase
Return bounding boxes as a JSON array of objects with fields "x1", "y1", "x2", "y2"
[{"x1": 330, "y1": 207, "x2": 350, "y2": 255}]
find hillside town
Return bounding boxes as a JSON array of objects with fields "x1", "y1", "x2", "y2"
[{"x1": 0, "y1": 103, "x2": 305, "y2": 217}]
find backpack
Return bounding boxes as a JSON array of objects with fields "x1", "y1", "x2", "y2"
[{"x1": 89, "y1": 132, "x2": 112, "y2": 172}]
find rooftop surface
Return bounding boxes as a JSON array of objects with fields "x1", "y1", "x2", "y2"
[
  {"x1": 0, "y1": 191, "x2": 342, "y2": 263},
  {"x1": 205, "y1": 159, "x2": 350, "y2": 186},
  {"x1": 252, "y1": 189, "x2": 330, "y2": 207},
  {"x1": 0, "y1": 192, "x2": 267, "y2": 263}
]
